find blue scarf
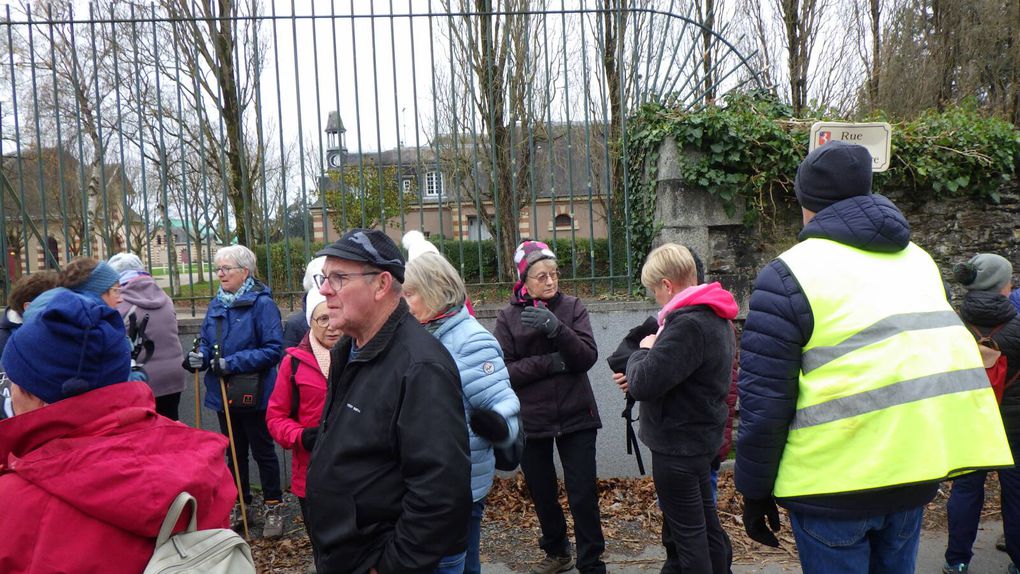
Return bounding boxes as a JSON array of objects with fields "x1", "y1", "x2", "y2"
[{"x1": 216, "y1": 276, "x2": 256, "y2": 308}]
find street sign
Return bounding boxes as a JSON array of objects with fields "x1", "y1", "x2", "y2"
[{"x1": 809, "y1": 121, "x2": 892, "y2": 172}]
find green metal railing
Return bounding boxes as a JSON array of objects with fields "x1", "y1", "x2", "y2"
[{"x1": 0, "y1": 1, "x2": 762, "y2": 314}]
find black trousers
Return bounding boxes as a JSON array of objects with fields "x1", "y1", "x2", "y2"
[
  {"x1": 216, "y1": 409, "x2": 283, "y2": 504},
  {"x1": 155, "y1": 392, "x2": 181, "y2": 421},
  {"x1": 652, "y1": 451, "x2": 732, "y2": 574},
  {"x1": 298, "y1": 496, "x2": 319, "y2": 563},
  {"x1": 520, "y1": 428, "x2": 606, "y2": 573}
]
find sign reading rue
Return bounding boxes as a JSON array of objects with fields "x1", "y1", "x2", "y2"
[{"x1": 809, "y1": 121, "x2": 893, "y2": 172}]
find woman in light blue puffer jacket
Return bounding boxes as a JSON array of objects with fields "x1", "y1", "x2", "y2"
[{"x1": 403, "y1": 250, "x2": 521, "y2": 574}]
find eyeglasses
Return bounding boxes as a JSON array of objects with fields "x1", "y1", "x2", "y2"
[
  {"x1": 528, "y1": 271, "x2": 560, "y2": 283},
  {"x1": 311, "y1": 314, "x2": 331, "y2": 328},
  {"x1": 313, "y1": 271, "x2": 382, "y2": 292},
  {"x1": 215, "y1": 266, "x2": 241, "y2": 275}
]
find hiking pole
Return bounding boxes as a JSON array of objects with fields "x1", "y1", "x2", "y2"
[
  {"x1": 191, "y1": 338, "x2": 203, "y2": 429},
  {"x1": 214, "y1": 342, "x2": 249, "y2": 539}
]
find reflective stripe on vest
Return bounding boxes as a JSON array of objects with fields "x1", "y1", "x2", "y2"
[{"x1": 773, "y1": 238, "x2": 1012, "y2": 498}]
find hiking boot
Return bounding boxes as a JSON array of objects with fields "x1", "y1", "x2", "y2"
[
  {"x1": 529, "y1": 554, "x2": 574, "y2": 574},
  {"x1": 999, "y1": 533, "x2": 1008, "y2": 552},
  {"x1": 262, "y1": 500, "x2": 284, "y2": 539},
  {"x1": 942, "y1": 563, "x2": 968, "y2": 574}
]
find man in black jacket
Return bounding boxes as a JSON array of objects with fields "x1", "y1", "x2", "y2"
[{"x1": 305, "y1": 229, "x2": 471, "y2": 573}]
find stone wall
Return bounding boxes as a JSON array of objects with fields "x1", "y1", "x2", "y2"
[
  {"x1": 654, "y1": 136, "x2": 1020, "y2": 313},
  {"x1": 893, "y1": 190, "x2": 1020, "y2": 300}
]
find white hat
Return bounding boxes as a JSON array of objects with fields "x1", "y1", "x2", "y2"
[
  {"x1": 302, "y1": 256, "x2": 327, "y2": 292},
  {"x1": 305, "y1": 289, "x2": 328, "y2": 327},
  {"x1": 401, "y1": 230, "x2": 439, "y2": 261}
]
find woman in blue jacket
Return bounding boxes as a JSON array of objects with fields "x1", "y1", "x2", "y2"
[
  {"x1": 185, "y1": 244, "x2": 285, "y2": 537},
  {"x1": 403, "y1": 252, "x2": 521, "y2": 574}
]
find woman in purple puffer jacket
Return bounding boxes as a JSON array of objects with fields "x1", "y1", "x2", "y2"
[{"x1": 494, "y1": 240, "x2": 605, "y2": 574}]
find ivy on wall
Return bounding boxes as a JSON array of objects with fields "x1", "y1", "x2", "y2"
[{"x1": 625, "y1": 91, "x2": 1020, "y2": 269}]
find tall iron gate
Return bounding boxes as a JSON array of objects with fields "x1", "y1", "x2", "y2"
[{"x1": 0, "y1": 1, "x2": 763, "y2": 314}]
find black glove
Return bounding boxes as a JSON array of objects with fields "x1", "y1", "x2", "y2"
[
  {"x1": 521, "y1": 306, "x2": 561, "y2": 338},
  {"x1": 548, "y1": 351, "x2": 568, "y2": 374},
  {"x1": 469, "y1": 409, "x2": 510, "y2": 443},
  {"x1": 183, "y1": 351, "x2": 204, "y2": 373},
  {"x1": 301, "y1": 427, "x2": 320, "y2": 451},
  {"x1": 743, "y1": 496, "x2": 781, "y2": 547}
]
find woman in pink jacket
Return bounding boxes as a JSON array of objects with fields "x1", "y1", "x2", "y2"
[{"x1": 266, "y1": 289, "x2": 339, "y2": 550}]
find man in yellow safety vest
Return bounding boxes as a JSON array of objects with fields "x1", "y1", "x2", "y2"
[{"x1": 734, "y1": 140, "x2": 1012, "y2": 573}]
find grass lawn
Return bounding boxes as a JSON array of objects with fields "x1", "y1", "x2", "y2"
[
  {"x1": 163, "y1": 281, "x2": 216, "y2": 300},
  {"x1": 151, "y1": 264, "x2": 213, "y2": 277}
]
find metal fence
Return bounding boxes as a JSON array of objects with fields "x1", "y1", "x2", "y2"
[{"x1": 0, "y1": 1, "x2": 762, "y2": 314}]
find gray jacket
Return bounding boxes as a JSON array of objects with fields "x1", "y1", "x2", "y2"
[{"x1": 117, "y1": 276, "x2": 186, "y2": 397}]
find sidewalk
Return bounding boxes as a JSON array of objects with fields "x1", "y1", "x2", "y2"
[{"x1": 481, "y1": 520, "x2": 1012, "y2": 573}]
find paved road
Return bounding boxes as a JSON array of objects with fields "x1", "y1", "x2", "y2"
[{"x1": 482, "y1": 520, "x2": 1013, "y2": 573}]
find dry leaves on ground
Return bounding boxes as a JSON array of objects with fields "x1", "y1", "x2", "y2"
[{"x1": 249, "y1": 470, "x2": 1000, "y2": 572}]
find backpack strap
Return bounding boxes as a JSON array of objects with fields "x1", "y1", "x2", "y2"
[
  {"x1": 1006, "y1": 367, "x2": 1020, "y2": 390},
  {"x1": 155, "y1": 492, "x2": 198, "y2": 546},
  {"x1": 967, "y1": 322, "x2": 1008, "y2": 347},
  {"x1": 288, "y1": 354, "x2": 301, "y2": 420}
]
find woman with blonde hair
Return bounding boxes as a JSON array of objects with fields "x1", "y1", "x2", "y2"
[
  {"x1": 403, "y1": 251, "x2": 520, "y2": 574},
  {"x1": 622, "y1": 242, "x2": 737, "y2": 574}
]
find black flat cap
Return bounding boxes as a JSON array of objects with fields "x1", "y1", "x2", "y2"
[{"x1": 316, "y1": 228, "x2": 406, "y2": 283}]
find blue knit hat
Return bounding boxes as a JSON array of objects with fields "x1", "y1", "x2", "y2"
[
  {"x1": 2, "y1": 290, "x2": 131, "y2": 404},
  {"x1": 72, "y1": 261, "x2": 120, "y2": 297}
]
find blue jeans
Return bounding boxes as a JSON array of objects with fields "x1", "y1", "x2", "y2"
[
  {"x1": 789, "y1": 507, "x2": 923, "y2": 574},
  {"x1": 465, "y1": 498, "x2": 486, "y2": 574},
  {"x1": 946, "y1": 466, "x2": 1020, "y2": 566},
  {"x1": 710, "y1": 468, "x2": 719, "y2": 505},
  {"x1": 435, "y1": 550, "x2": 466, "y2": 574}
]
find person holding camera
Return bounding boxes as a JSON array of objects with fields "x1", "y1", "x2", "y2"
[
  {"x1": 623, "y1": 243, "x2": 737, "y2": 574},
  {"x1": 108, "y1": 253, "x2": 186, "y2": 420},
  {"x1": 184, "y1": 245, "x2": 284, "y2": 538}
]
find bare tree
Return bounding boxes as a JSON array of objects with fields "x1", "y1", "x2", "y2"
[
  {"x1": 13, "y1": 1, "x2": 123, "y2": 255},
  {"x1": 439, "y1": 0, "x2": 553, "y2": 279},
  {"x1": 114, "y1": 0, "x2": 270, "y2": 247},
  {"x1": 738, "y1": 0, "x2": 873, "y2": 115},
  {"x1": 869, "y1": 0, "x2": 1020, "y2": 123}
]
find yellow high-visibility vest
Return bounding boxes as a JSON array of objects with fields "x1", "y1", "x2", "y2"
[{"x1": 773, "y1": 238, "x2": 1012, "y2": 498}]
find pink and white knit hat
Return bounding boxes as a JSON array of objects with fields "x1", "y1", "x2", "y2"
[{"x1": 513, "y1": 240, "x2": 556, "y2": 280}]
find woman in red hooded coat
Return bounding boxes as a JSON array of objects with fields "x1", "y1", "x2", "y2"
[{"x1": 0, "y1": 290, "x2": 237, "y2": 574}]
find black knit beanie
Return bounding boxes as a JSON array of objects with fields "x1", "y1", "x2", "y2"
[{"x1": 794, "y1": 141, "x2": 874, "y2": 213}]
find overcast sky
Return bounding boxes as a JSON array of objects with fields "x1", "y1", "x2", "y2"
[{"x1": 0, "y1": 0, "x2": 759, "y2": 200}]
